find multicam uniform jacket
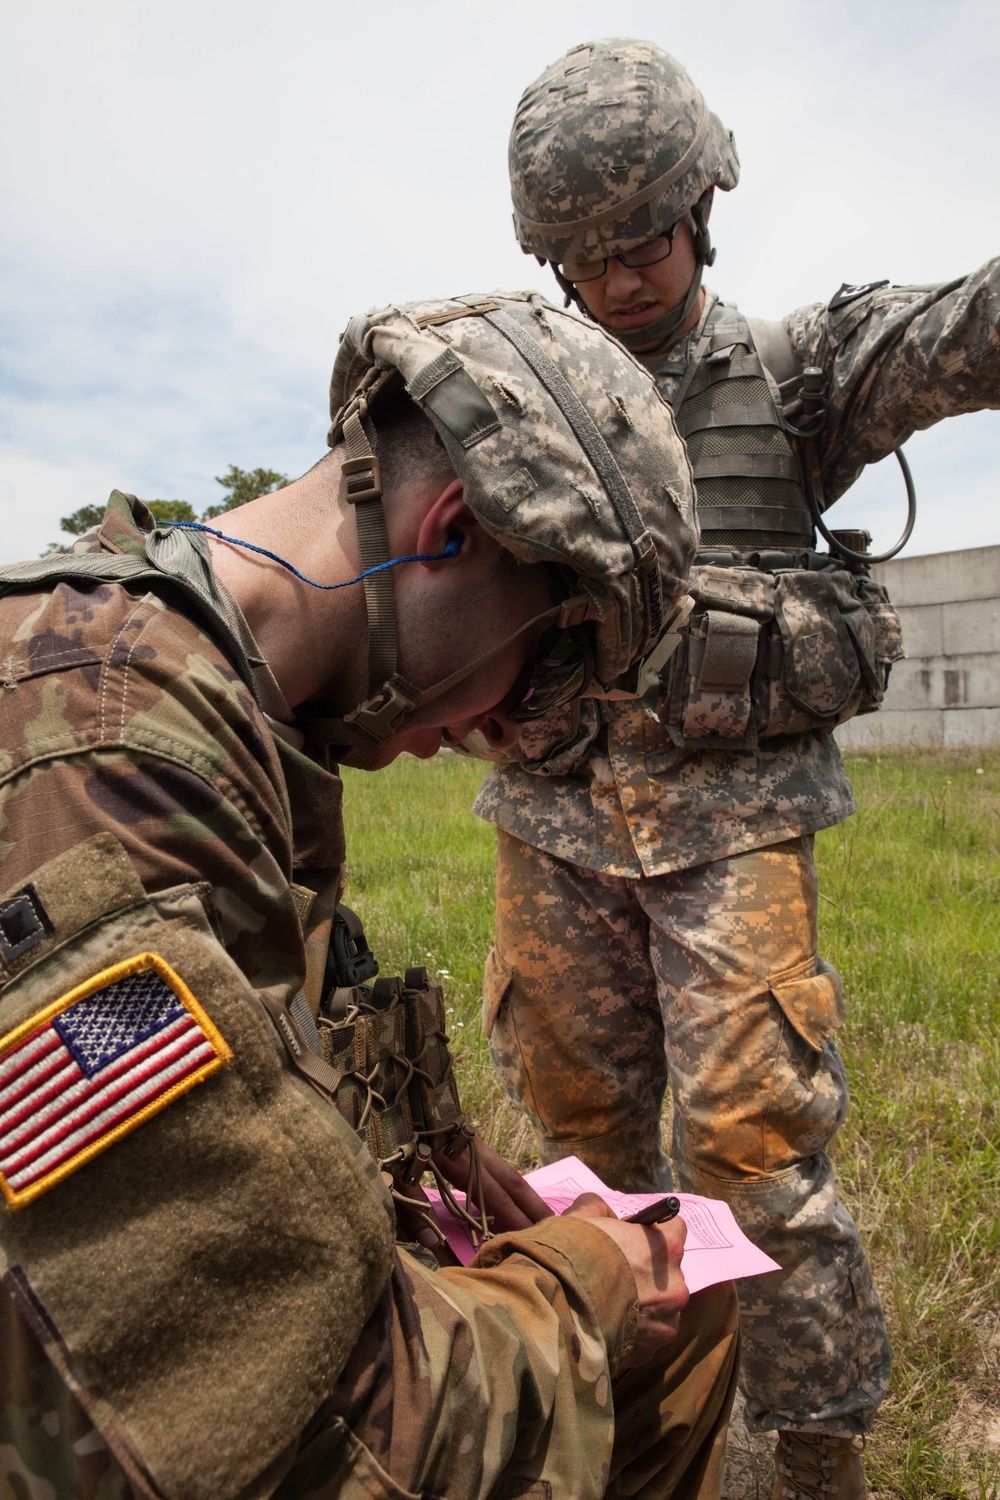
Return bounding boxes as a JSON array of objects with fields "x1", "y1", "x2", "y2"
[
  {"x1": 0, "y1": 495, "x2": 647, "y2": 1500},
  {"x1": 475, "y1": 262, "x2": 1000, "y2": 874}
]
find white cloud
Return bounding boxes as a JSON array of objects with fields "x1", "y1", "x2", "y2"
[{"x1": 1, "y1": 0, "x2": 998, "y2": 561}]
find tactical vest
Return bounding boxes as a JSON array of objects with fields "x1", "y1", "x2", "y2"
[
  {"x1": 669, "y1": 303, "x2": 815, "y2": 552},
  {"x1": 0, "y1": 534, "x2": 484, "y2": 1255},
  {"x1": 648, "y1": 303, "x2": 905, "y2": 750}
]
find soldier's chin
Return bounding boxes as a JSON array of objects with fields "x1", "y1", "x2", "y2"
[{"x1": 334, "y1": 738, "x2": 393, "y2": 772}]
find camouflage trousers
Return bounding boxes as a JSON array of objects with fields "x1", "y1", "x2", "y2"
[
  {"x1": 1, "y1": 1230, "x2": 739, "y2": 1499},
  {"x1": 484, "y1": 829, "x2": 891, "y2": 1438}
]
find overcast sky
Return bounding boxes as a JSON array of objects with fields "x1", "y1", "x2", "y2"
[{"x1": 1, "y1": 0, "x2": 998, "y2": 563}]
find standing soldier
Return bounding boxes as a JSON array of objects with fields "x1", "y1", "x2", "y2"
[{"x1": 480, "y1": 36, "x2": 1000, "y2": 1499}]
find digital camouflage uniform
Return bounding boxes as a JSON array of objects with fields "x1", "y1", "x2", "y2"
[
  {"x1": 483, "y1": 37, "x2": 1000, "y2": 1444},
  {"x1": 0, "y1": 490, "x2": 740, "y2": 1497}
]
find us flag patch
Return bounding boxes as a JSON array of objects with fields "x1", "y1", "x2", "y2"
[{"x1": 0, "y1": 952, "x2": 231, "y2": 1209}]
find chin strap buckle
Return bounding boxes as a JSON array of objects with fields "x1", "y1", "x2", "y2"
[
  {"x1": 639, "y1": 595, "x2": 695, "y2": 685},
  {"x1": 344, "y1": 675, "x2": 420, "y2": 743},
  {"x1": 555, "y1": 593, "x2": 593, "y2": 629},
  {"x1": 342, "y1": 453, "x2": 383, "y2": 505}
]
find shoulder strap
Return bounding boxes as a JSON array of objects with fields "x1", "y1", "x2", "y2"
[
  {"x1": 0, "y1": 537, "x2": 263, "y2": 705},
  {"x1": 0, "y1": 550, "x2": 155, "y2": 590},
  {"x1": 746, "y1": 316, "x2": 802, "y2": 398}
]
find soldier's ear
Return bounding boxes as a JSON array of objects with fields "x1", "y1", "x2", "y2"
[{"x1": 415, "y1": 480, "x2": 477, "y2": 568}]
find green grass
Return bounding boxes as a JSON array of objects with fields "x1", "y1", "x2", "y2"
[
  {"x1": 342, "y1": 748, "x2": 1000, "y2": 1499},
  {"x1": 815, "y1": 754, "x2": 1000, "y2": 1499}
]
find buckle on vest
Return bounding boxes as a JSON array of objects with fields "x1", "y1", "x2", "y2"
[{"x1": 639, "y1": 595, "x2": 695, "y2": 719}]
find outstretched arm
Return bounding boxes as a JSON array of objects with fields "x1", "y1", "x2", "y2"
[{"x1": 786, "y1": 257, "x2": 1000, "y2": 502}]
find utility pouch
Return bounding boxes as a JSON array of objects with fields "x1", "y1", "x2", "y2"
[
  {"x1": 658, "y1": 556, "x2": 903, "y2": 749},
  {"x1": 855, "y1": 575, "x2": 905, "y2": 686},
  {"x1": 317, "y1": 942, "x2": 485, "y2": 1252},
  {"x1": 401, "y1": 965, "x2": 469, "y2": 1159},
  {"x1": 672, "y1": 607, "x2": 761, "y2": 745},
  {"x1": 771, "y1": 569, "x2": 863, "y2": 726},
  {"x1": 320, "y1": 981, "x2": 415, "y2": 1169},
  {"x1": 660, "y1": 564, "x2": 774, "y2": 751},
  {"x1": 769, "y1": 567, "x2": 902, "y2": 731}
]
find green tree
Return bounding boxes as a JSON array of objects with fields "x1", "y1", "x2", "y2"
[
  {"x1": 42, "y1": 498, "x2": 198, "y2": 554},
  {"x1": 202, "y1": 466, "x2": 288, "y2": 519},
  {"x1": 42, "y1": 468, "x2": 288, "y2": 555},
  {"x1": 145, "y1": 499, "x2": 199, "y2": 524},
  {"x1": 58, "y1": 503, "x2": 107, "y2": 536}
]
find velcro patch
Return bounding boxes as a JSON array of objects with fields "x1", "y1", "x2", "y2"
[
  {"x1": 828, "y1": 280, "x2": 889, "y2": 311},
  {"x1": 407, "y1": 350, "x2": 501, "y2": 449},
  {"x1": 0, "y1": 952, "x2": 231, "y2": 1209},
  {"x1": 0, "y1": 885, "x2": 53, "y2": 964}
]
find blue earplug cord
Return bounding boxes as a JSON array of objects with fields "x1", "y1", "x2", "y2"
[{"x1": 169, "y1": 520, "x2": 461, "y2": 591}]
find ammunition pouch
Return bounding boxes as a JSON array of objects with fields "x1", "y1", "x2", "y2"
[
  {"x1": 655, "y1": 553, "x2": 904, "y2": 750},
  {"x1": 315, "y1": 920, "x2": 485, "y2": 1253}
]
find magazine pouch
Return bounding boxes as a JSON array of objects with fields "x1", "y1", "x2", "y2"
[{"x1": 660, "y1": 558, "x2": 904, "y2": 750}]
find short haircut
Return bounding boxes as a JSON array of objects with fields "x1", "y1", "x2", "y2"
[
  {"x1": 329, "y1": 386, "x2": 529, "y2": 593},
  {"x1": 374, "y1": 388, "x2": 454, "y2": 500}
]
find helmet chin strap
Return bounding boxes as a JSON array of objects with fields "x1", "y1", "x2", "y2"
[
  {"x1": 606, "y1": 261, "x2": 705, "y2": 355},
  {"x1": 306, "y1": 594, "x2": 590, "y2": 767},
  {"x1": 298, "y1": 394, "x2": 591, "y2": 764}
]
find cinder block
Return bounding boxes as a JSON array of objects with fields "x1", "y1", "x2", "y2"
[
  {"x1": 883, "y1": 659, "x2": 941, "y2": 711},
  {"x1": 882, "y1": 654, "x2": 1000, "y2": 711},
  {"x1": 836, "y1": 709, "x2": 944, "y2": 750},
  {"x1": 873, "y1": 545, "x2": 1000, "y2": 606},
  {"x1": 896, "y1": 603, "x2": 942, "y2": 658},
  {"x1": 942, "y1": 706, "x2": 1000, "y2": 748},
  {"x1": 942, "y1": 597, "x2": 1000, "y2": 657}
]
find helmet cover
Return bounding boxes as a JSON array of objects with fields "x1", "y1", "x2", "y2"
[
  {"x1": 330, "y1": 291, "x2": 697, "y2": 683},
  {"x1": 509, "y1": 38, "x2": 739, "y2": 268}
]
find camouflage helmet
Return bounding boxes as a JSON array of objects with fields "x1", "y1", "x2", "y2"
[
  {"x1": 509, "y1": 38, "x2": 739, "y2": 269},
  {"x1": 325, "y1": 291, "x2": 696, "y2": 753}
]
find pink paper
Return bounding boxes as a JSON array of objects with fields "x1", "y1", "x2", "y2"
[{"x1": 424, "y1": 1155, "x2": 780, "y2": 1294}]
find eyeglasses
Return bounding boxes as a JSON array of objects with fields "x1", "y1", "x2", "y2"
[
  {"x1": 507, "y1": 625, "x2": 595, "y2": 723},
  {"x1": 558, "y1": 219, "x2": 682, "y2": 285}
]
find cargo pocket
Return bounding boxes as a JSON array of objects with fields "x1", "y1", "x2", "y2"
[
  {"x1": 481, "y1": 947, "x2": 541, "y2": 1124},
  {"x1": 774, "y1": 572, "x2": 860, "y2": 720},
  {"x1": 482, "y1": 946, "x2": 513, "y2": 1042},
  {"x1": 769, "y1": 955, "x2": 845, "y2": 1052}
]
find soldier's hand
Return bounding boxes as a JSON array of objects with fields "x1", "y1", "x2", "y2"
[
  {"x1": 432, "y1": 1133, "x2": 554, "y2": 1234},
  {"x1": 563, "y1": 1192, "x2": 689, "y2": 1367}
]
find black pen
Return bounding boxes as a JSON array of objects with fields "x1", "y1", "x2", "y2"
[{"x1": 624, "y1": 1194, "x2": 681, "y2": 1226}]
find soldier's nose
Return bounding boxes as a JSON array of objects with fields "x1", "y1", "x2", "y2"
[
  {"x1": 604, "y1": 258, "x2": 646, "y2": 298},
  {"x1": 476, "y1": 710, "x2": 520, "y2": 751}
]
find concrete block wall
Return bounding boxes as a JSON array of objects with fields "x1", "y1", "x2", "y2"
[{"x1": 836, "y1": 544, "x2": 1000, "y2": 750}]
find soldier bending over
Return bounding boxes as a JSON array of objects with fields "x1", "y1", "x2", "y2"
[{"x1": 0, "y1": 294, "x2": 739, "y2": 1499}]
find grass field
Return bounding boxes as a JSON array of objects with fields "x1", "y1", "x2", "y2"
[{"x1": 341, "y1": 749, "x2": 1000, "y2": 1500}]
